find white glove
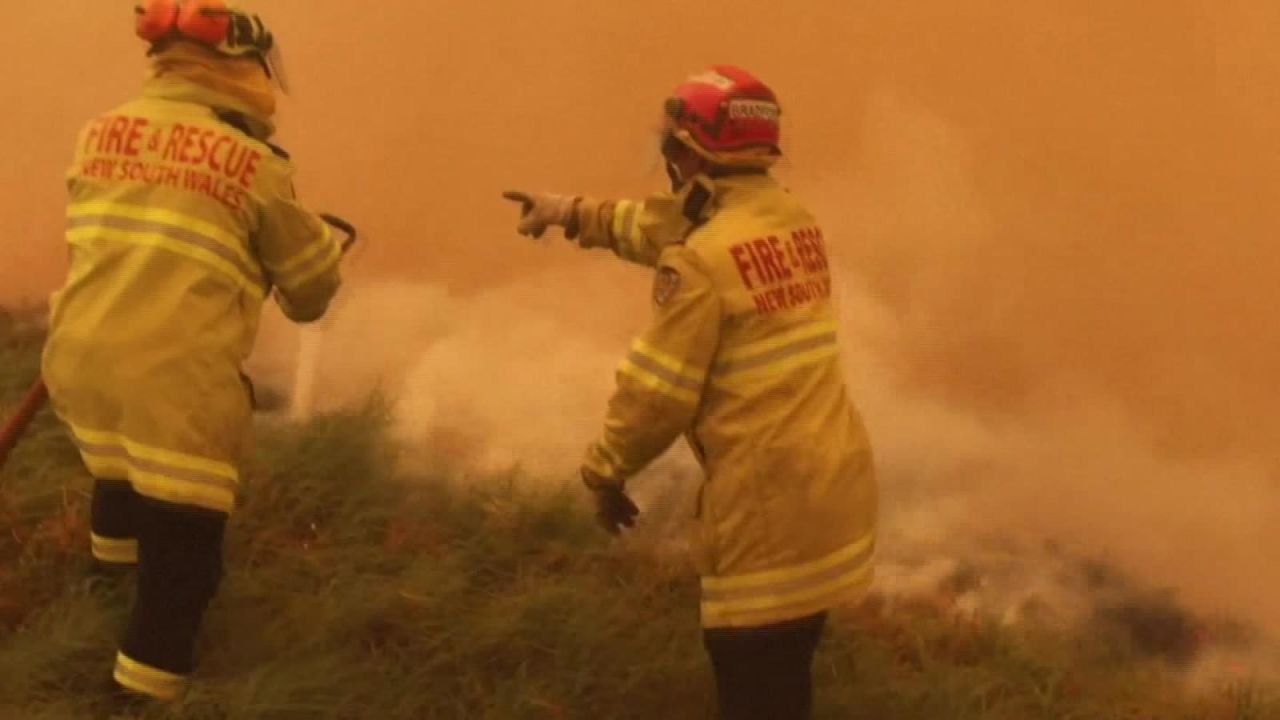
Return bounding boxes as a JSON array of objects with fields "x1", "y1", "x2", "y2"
[{"x1": 503, "y1": 191, "x2": 580, "y2": 240}]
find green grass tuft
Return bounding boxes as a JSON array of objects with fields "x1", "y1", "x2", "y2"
[{"x1": 2, "y1": 311, "x2": 1277, "y2": 719}]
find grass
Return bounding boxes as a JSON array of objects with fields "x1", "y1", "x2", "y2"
[{"x1": 1, "y1": 305, "x2": 1277, "y2": 719}]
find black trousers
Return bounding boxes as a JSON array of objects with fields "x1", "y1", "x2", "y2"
[
  {"x1": 92, "y1": 479, "x2": 227, "y2": 692},
  {"x1": 703, "y1": 612, "x2": 828, "y2": 720}
]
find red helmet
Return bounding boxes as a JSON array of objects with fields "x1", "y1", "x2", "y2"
[{"x1": 663, "y1": 65, "x2": 782, "y2": 169}]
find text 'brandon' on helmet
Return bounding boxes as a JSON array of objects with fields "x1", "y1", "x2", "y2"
[{"x1": 661, "y1": 65, "x2": 784, "y2": 171}]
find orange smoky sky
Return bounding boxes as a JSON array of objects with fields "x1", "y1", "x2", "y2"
[{"x1": 2, "y1": 1, "x2": 1278, "y2": 630}]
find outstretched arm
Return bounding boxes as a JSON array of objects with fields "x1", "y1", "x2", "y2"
[
  {"x1": 572, "y1": 197, "x2": 665, "y2": 267},
  {"x1": 503, "y1": 191, "x2": 666, "y2": 268}
]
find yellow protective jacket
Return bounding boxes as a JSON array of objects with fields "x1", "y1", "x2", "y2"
[
  {"x1": 578, "y1": 173, "x2": 877, "y2": 629},
  {"x1": 41, "y1": 74, "x2": 343, "y2": 515}
]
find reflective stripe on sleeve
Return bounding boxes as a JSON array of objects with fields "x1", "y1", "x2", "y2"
[
  {"x1": 611, "y1": 200, "x2": 641, "y2": 245},
  {"x1": 618, "y1": 338, "x2": 705, "y2": 404},
  {"x1": 592, "y1": 439, "x2": 626, "y2": 473},
  {"x1": 269, "y1": 221, "x2": 342, "y2": 290}
]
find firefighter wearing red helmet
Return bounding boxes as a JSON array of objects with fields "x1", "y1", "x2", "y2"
[
  {"x1": 506, "y1": 66, "x2": 877, "y2": 718},
  {"x1": 41, "y1": 0, "x2": 344, "y2": 703}
]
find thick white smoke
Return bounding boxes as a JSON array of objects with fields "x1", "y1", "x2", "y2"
[{"x1": 241, "y1": 81, "x2": 1279, "y2": 687}]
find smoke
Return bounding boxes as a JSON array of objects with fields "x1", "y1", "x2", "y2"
[
  {"x1": 247, "y1": 72, "x2": 1277, "y2": 685},
  {"x1": 824, "y1": 85, "x2": 1280, "y2": 667},
  {"x1": 6, "y1": 0, "x2": 1278, "y2": 683},
  {"x1": 246, "y1": 264, "x2": 654, "y2": 478}
]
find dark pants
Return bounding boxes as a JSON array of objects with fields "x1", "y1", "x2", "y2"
[
  {"x1": 91, "y1": 480, "x2": 141, "y2": 565},
  {"x1": 703, "y1": 613, "x2": 828, "y2": 720},
  {"x1": 91, "y1": 479, "x2": 227, "y2": 696}
]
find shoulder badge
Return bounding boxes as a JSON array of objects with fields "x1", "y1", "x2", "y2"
[{"x1": 653, "y1": 266, "x2": 682, "y2": 307}]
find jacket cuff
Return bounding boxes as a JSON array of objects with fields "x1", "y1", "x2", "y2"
[
  {"x1": 564, "y1": 197, "x2": 584, "y2": 239},
  {"x1": 570, "y1": 197, "x2": 618, "y2": 251},
  {"x1": 582, "y1": 442, "x2": 626, "y2": 490}
]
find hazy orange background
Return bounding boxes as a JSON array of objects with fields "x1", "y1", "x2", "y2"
[
  {"x1": 2, "y1": 2, "x2": 1278, "y2": 635},
  {"x1": 4, "y1": 1, "x2": 1276, "y2": 448}
]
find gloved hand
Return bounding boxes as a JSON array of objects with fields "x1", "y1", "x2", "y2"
[
  {"x1": 503, "y1": 191, "x2": 580, "y2": 240},
  {"x1": 581, "y1": 468, "x2": 639, "y2": 535}
]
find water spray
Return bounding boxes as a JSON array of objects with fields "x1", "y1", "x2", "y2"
[{"x1": 290, "y1": 214, "x2": 359, "y2": 421}]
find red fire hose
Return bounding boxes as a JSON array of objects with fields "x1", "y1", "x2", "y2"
[{"x1": 0, "y1": 378, "x2": 48, "y2": 471}]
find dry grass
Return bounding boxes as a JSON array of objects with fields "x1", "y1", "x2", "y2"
[{"x1": 1, "y1": 307, "x2": 1276, "y2": 719}]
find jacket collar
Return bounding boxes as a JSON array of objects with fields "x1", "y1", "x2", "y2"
[
  {"x1": 141, "y1": 74, "x2": 277, "y2": 141},
  {"x1": 693, "y1": 171, "x2": 780, "y2": 214}
]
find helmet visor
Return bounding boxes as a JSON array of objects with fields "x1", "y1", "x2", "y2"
[{"x1": 262, "y1": 38, "x2": 290, "y2": 94}]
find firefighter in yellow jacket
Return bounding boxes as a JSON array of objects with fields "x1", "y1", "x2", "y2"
[
  {"x1": 41, "y1": 0, "x2": 343, "y2": 702},
  {"x1": 505, "y1": 66, "x2": 877, "y2": 719}
]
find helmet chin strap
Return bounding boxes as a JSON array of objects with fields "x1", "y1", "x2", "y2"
[
  {"x1": 665, "y1": 160, "x2": 686, "y2": 193},
  {"x1": 661, "y1": 129, "x2": 694, "y2": 192}
]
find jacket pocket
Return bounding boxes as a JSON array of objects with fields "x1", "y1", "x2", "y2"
[
  {"x1": 749, "y1": 448, "x2": 811, "y2": 540},
  {"x1": 689, "y1": 484, "x2": 718, "y2": 575},
  {"x1": 749, "y1": 448, "x2": 796, "y2": 503}
]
